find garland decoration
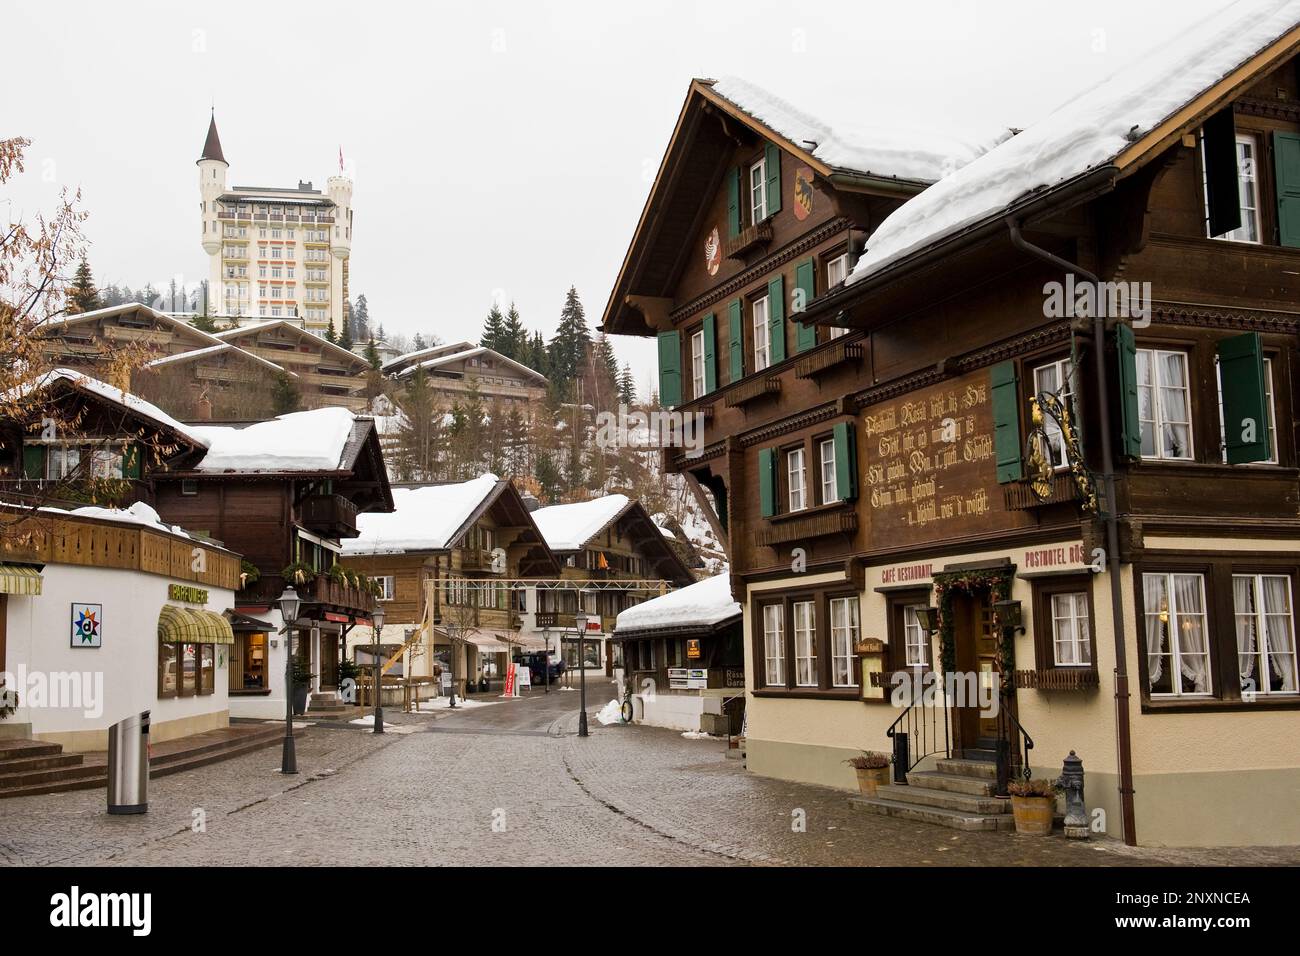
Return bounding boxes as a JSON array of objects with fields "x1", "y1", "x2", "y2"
[{"x1": 931, "y1": 567, "x2": 1015, "y2": 677}]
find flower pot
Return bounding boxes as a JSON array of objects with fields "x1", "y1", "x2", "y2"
[
  {"x1": 1010, "y1": 795, "x2": 1055, "y2": 835},
  {"x1": 855, "y1": 766, "x2": 891, "y2": 798},
  {"x1": 292, "y1": 683, "x2": 310, "y2": 716}
]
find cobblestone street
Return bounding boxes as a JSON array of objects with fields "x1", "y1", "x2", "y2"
[{"x1": 3, "y1": 686, "x2": 1297, "y2": 867}]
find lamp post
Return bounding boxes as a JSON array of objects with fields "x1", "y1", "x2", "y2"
[
  {"x1": 278, "y1": 586, "x2": 301, "y2": 775},
  {"x1": 542, "y1": 626, "x2": 551, "y2": 695},
  {"x1": 446, "y1": 622, "x2": 459, "y2": 709},
  {"x1": 371, "y1": 603, "x2": 386, "y2": 734},
  {"x1": 575, "y1": 611, "x2": 589, "y2": 738}
]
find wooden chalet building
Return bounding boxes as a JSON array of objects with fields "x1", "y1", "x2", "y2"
[
  {"x1": 381, "y1": 341, "x2": 548, "y2": 417},
  {"x1": 136, "y1": 343, "x2": 300, "y2": 421},
  {"x1": 603, "y1": 5, "x2": 1300, "y2": 848},
  {"x1": 34, "y1": 303, "x2": 226, "y2": 378},
  {"x1": 216, "y1": 319, "x2": 374, "y2": 411},
  {"x1": 339, "y1": 474, "x2": 559, "y2": 698},
  {"x1": 526, "y1": 495, "x2": 696, "y2": 675},
  {"x1": 2, "y1": 371, "x2": 394, "y2": 719},
  {"x1": 152, "y1": 406, "x2": 394, "y2": 717}
]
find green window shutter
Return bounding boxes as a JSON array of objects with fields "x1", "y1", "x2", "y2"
[
  {"x1": 767, "y1": 274, "x2": 786, "y2": 365},
  {"x1": 727, "y1": 299, "x2": 744, "y2": 382},
  {"x1": 657, "y1": 330, "x2": 682, "y2": 408},
  {"x1": 764, "y1": 142, "x2": 781, "y2": 216},
  {"x1": 22, "y1": 444, "x2": 46, "y2": 480},
  {"x1": 121, "y1": 443, "x2": 143, "y2": 479},
  {"x1": 701, "y1": 313, "x2": 717, "y2": 394},
  {"x1": 990, "y1": 361, "x2": 1023, "y2": 483},
  {"x1": 794, "y1": 258, "x2": 817, "y2": 353},
  {"x1": 726, "y1": 167, "x2": 742, "y2": 238},
  {"x1": 1273, "y1": 131, "x2": 1300, "y2": 248},
  {"x1": 1115, "y1": 323, "x2": 1142, "y2": 459},
  {"x1": 1203, "y1": 107, "x2": 1242, "y2": 238},
  {"x1": 1219, "y1": 331, "x2": 1269, "y2": 464},
  {"x1": 758, "y1": 447, "x2": 777, "y2": 518},
  {"x1": 832, "y1": 421, "x2": 857, "y2": 501}
]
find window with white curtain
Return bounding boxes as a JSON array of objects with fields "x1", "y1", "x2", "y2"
[
  {"x1": 749, "y1": 156, "x2": 768, "y2": 224},
  {"x1": 819, "y1": 438, "x2": 837, "y2": 504},
  {"x1": 1051, "y1": 592, "x2": 1092, "y2": 666},
  {"x1": 1032, "y1": 358, "x2": 1078, "y2": 470},
  {"x1": 826, "y1": 254, "x2": 851, "y2": 338},
  {"x1": 1143, "y1": 572, "x2": 1212, "y2": 696},
  {"x1": 752, "y1": 296, "x2": 770, "y2": 371},
  {"x1": 830, "y1": 597, "x2": 859, "y2": 687},
  {"x1": 1233, "y1": 574, "x2": 1298, "y2": 695},
  {"x1": 793, "y1": 600, "x2": 817, "y2": 686},
  {"x1": 762, "y1": 603, "x2": 785, "y2": 686},
  {"x1": 786, "y1": 447, "x2": 806, "y2": 512},
  {"x1": 1136, "y1": 349, "x2": 1193, "y2": 460},
  {"x1": 690, "y1": 329, "x2": 705, "y2": 398},
  {"x1": 902, "y1": 605, "x2": 929, "y2": 669}
]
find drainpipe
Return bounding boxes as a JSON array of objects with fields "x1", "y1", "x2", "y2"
[{"x1": 1006, "y1": 218, "x2": 1138, "y2": 847}]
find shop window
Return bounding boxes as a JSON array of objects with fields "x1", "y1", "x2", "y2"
[
  {"x1": 1233, "y1": 574, "x2": 1298, "y2": 695},
  {"x1": 829, "y1": 596, "x2": 859, "y2": 687},
  {"x1": 1142, "y1": 572, "x2": 1212, "y2": 696},
  {"x1": 158, "y1": 642, "x2": 178, "y2": 699},
  {"x1": 180, "y1": 643, "x2": 198, "y2": 697},
  {"x1": 200, "y1": 644, "x2": 216, "y2": 695}
]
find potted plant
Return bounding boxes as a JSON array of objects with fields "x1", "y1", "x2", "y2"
[
  {"x1": 844, "y1": 751, "x2": 892, "y2": 797},
  {"x1": 290, "y1": 659, "x2": 315, "y2": 715},
  {"x1": 1007, "y1": 778, "x2": 1060, "y2": 835},
  {"x1": 281, "y1": 562, "x2": 316, "y2": 588},
  {"x1": 325, "y1": 564, "x2": 349, "y2": 586},
  {"x1": 239, "y1": 560, "x2": 261, "y2": 590}
]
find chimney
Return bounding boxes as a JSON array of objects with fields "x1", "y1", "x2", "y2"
[{"x1": 521, "y1": 492, "x2": 541, "y2": 513}]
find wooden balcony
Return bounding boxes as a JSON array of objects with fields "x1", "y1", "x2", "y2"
[
  {"x1": 457, "y1": 548, "x2": 499, "y2": 572},
  {"x1": 725, "y1": 375, "x2": 781, "y2": 408},
  {"x1": 299, "y1": 494, "x2": 359, "y2": 538},
  {"x1": 755, "y1": 507, "x2": 858, "y2": 547},
  {"x1": 240, "y1": 572, "x2": 375, "y2": 619},
  {"x1": 794, "y1": 340, "x2": 863, "y2": 380},
  {"x1": 1003, "y1": 473, "x2": 1083, "y2": 511},
  {"x1": 1013, "y1": 668, "x2": 1100, "y2": 691},
  {"x1": 724, "y1": 221, "x2": 773, "y2": 259}
]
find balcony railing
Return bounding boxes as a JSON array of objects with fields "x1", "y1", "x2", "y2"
[
  {"x1": 240, "y1": 572, "x2": 375, "y2": 619},
  {"x1": 299, "y1": 493, "x2": 359, "y2": 538}
]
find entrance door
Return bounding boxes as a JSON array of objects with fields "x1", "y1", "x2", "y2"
[
  {"x1": 318, "y1": 629, "x2": 340, "y2": 689},
  {"x1": 950, "y1": 590, "x2": 1002, "y2": 755}
]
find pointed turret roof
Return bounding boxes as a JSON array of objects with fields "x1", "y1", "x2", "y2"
[{"x1": 198, "y1": 111, "x2": 227, "y2": 165}]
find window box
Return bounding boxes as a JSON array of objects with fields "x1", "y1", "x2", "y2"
[
  {"x1": 1003, "y1": 472, "x2": 1083, "y2": 510},
  {"x1": 1012, "y1": 668, "x2": 1100, "y2": 691},
  {"x1": 723, "y1": 221, "x2": 774, "y2": 259},
  {"x1": 794, "y1": 339, "x2": 863, "y2": 380},
  {"x1": 724, "y1": 374, "x2": 781, "y2": 408},
  {"x1": 755, "y1": 505, "x2": 856, "y2": 547}
]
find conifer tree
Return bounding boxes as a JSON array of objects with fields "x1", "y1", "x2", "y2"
[
  {"x1": 365, "y1": 336, "x2": 381, "y2": 369},
  {"x1": 480, "y1": 304, "x2": 505, "y2": 352},
  {"x1": 67, "y1": 257, "x2": 100, "y2": 314},
  {"x1": 501, "y1": 303, "x2": 526, "y2": 361},
  {"x1": 351, "y1": 293, "x2": 370, "y2": 341},
  {"x1": 339, "y1": 319, "x2": 354, "y2": 352},
  {"x1": 325, "y1": 316, "x2": 337, "y2": 344},
  {"x1": 546, "y1": 286, "x2": 591, "y2": 394},
  {"x1": 618, "y1": 362, "x2": 636, "y2": 406}
]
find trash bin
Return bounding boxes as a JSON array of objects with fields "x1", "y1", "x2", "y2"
[{"x1": 107, "y1": 710, "x2": 150, "y2": 815}]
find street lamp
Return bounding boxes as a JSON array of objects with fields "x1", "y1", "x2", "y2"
[
  {"x1": 542, "y1": 626, "x2": 551, "y2": 695},
  {"x1": 575, "y1": 611, "x2": 589, "y2": 738},
  {"x1": 371, "y1": 603, "x2": 386, "y2": 735},
  {"x1": 446, "y1": 622, "x2": 459, "y2": 709},
  {"x1": 278, "y1": 586, "x2": 301, "y2": 775}
]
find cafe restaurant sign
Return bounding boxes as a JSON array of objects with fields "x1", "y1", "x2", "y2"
[{"x1": 168, "y1": 583, "x2": 208, "y2": 605}]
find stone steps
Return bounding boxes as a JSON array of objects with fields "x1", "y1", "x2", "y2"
[
  {"x1": 906, "y1": 770, "x2": 996, "y2": 796},
  {"x1": 851, "y1": 753, "x2": 1014, "y2": 831},
  {"x1": 850, "y1": 795, "x2": 1016, "y2": 831},
  {"x1": 873, "y1": 783, "x2": 1009, "y2": 816}
]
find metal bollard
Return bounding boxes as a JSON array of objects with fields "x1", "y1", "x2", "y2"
[{"x1": 1057, "y1": 750, "x2": 1088, "y2": 839}]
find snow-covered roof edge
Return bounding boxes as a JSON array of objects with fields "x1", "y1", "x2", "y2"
[
  {"x1": 614, "y1": 572, "x2": 740, "y2": 633},
  {"x1": 17, "y1": 368, "x2": 211, "y2": 448}
]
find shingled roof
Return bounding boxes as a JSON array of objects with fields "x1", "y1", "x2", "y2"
[{"x1": 199, "y1": 111, "x2": 227, "y2": 165}]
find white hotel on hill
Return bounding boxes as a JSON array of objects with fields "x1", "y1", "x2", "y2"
[{"x1": 197, "y1": 113, "x2": 353, "y2": 335}]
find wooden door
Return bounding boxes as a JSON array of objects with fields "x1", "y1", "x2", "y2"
[
  {"x1": 318, "y1": 630, "x2": 339, "y2": 688},
  {"x1": 975, "y1": 604, "x2": 1001, "y2": 741},
  {"x1": 951, "y1": 591, "x2": 1001, "y2": 753}
]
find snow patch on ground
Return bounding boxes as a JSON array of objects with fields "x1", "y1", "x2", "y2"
[
  {"x1": 681, "y1": 730, "x2": 722, "y2": 740},
  {"x1": 595, "y1": 699, "x2": 622, "y2": 725},
  {"x1": 412, "y1": 696, "x2": 496, "y2": 711}
]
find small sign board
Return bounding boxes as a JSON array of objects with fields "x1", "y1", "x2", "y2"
[
  {"x1": 440, "y1": 671, "x2": 452, "y2": 690},
  {"x1": 668, "y1": 667, "x2": 708, "y2": 690},
  {"x1": 71, "y1": 603, "x2": 102, "y2": 648},
  {"x1": 686, "y1": 638, "x2": 701, "y2": 660},
  {"x1": 516, "y1": 665, "x2": 531, "y2": 689}
]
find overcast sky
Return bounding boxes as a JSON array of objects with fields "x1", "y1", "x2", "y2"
[{"x1": 4, "y1": 0, "x2": 1236, "y2": 396}]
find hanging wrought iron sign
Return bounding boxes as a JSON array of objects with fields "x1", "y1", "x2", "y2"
[{"x1": 1025, "y1": 391, "x2": 1098, "y2": 514}]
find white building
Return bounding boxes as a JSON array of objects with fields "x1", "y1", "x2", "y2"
[{"x1": 198, "y1": 112, "x2": 353, "y2": 335}]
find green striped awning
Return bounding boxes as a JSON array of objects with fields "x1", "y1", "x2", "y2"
[
  {"x1": 0, "y1": 564, "x2": 43, "y2": 596},
  {"x1": 158, "y1": 606, "x2": 235, "y2": 645},
  {"x1": 194, "y1": 609, "x2": 235, "y2": 645}
]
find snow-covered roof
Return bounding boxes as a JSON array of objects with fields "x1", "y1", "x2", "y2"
[
  {"x1": 41, "y1": 302, "x2": 225, "y2": 345},
  {"x1": 17, "y1": 369, "x2": 210, "y2": 447},
  {"x1": 67, "y1": 501, "x2": 195, "y2": 541},
  {"x1": 531, "y1": 494, "x2": 631, "y2": 552},
  {"x1": 708, "y1": 76, "x2": 1009, "y2": 184},
  {"x1": 381, "y1": 341, "x2": 471, "y2": 374},
  {"x1": 615, "y1": 572, "x2": 739, "y2": 633},
  {"x1": 391, "y1": 345, "x2": 548, "y2": 386},
  {"x1": 340, "y1": 474, "x2": 502, "y2": 555},
  {"x1": 216, "y1": 320, "x2": 369, "y2": 368},
  {"x1": 146, "y1": 343, "x2": 295, "y2": 377},
  {"x1": 849, "y1": 0, "x2": 1300, "y2": 284},
  {"x1": 190, "y1": 406, "x2": 358, "y2": 473}
]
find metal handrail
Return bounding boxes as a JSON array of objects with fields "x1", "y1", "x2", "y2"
[
  {"x1": 994, "y1": 700, "x2": 1034, "y2": 797},
  {"x1": 885, "y1": 672, "x2": 951, "y2": 784}
]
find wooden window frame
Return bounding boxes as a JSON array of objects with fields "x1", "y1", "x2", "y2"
[
  {"x1": 750, "y1": 293, "x2": 771, "y2": 372},
  {"x1": 1232, "y1": 571, "x2": 1299, "y2": 698},
  {"x1": 885, "y1": 588, "x2": 934, "y2": 675},
  {"x1": 815, "y1": 433, "x2": 837, "y2": 505},
  {"x1": 748, "y1": 154, "x2": 768, "y2": 226},
  {"x1": 158, "y1": 642, "x2": 178, "y2": 700},
  {"x1": 750, "y1": 584, "x2": 860, "y2": 699},
  {"x1": 689, "y1": 325, "x2": 706, "y2": 400},
  {"x1": 1030, "y1": 574, "x2": 1098, "y2": 672},
  {"x1": 785, "y1": 445, "x2": 807, "y2": 514}
]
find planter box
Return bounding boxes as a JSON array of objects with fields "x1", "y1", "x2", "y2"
[{"x1": 1010, "y1": 794, "x2": 1055, "y2": 834}]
